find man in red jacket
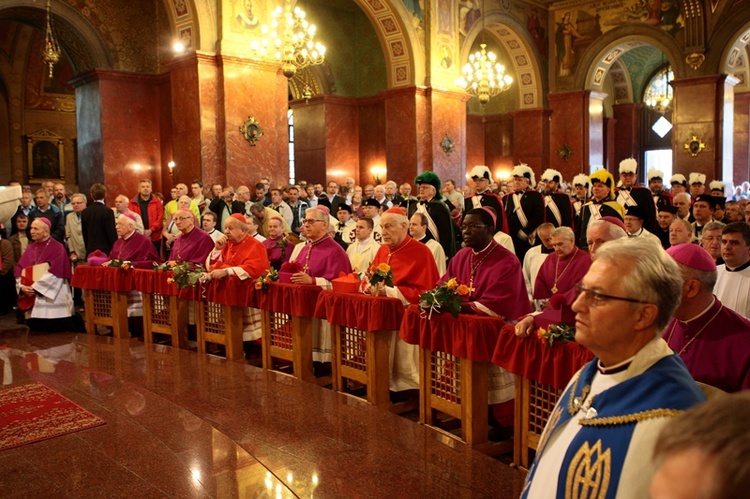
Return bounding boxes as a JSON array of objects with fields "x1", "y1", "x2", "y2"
[{"x1": 129, "y1": 179, "x2": 164, "y2": 253}]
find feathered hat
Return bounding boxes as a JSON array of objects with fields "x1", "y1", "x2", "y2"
[
  {"x1": 589, "y1": 168, "x2": 616, "y2": 200},
  {"x1": 541, "y1": 169, "x2": 563, "y2": 184},
  {"x1": 469, "y1": 165, "x2": 492, "y2": 181},
  {"x1": 511, "y1": 163, "x2": 536, "y2": 189},
  {"x1": 647, "y1": 169, "x2": 664, "y2": 182},
  {"x1": 670, "y1": 174, "x2": 687, "y2": 187},
  {"x1": 619, "y1": 158, "x2": 638, "y2": 174},
  {"x1": 689, "y1": 172, "x2": 706, "y2": 185}
]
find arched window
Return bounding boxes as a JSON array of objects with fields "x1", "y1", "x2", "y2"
[{"x1": 643, "y1": 65, "x2": 673, "y2": 112}]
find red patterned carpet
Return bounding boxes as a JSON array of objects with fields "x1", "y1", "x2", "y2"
[{"x1": 0, "y1": 382, "x2": 106, "y2": 451}]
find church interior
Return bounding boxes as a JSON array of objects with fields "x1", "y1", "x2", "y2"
[{"x1": 2, "y1": 0, "x2": 750, "y2": 496}]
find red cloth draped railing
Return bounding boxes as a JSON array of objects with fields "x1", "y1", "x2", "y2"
[
  {"x1": 398, "y1": 304, "x2": 504, "y2": 362},
  {"x1": 313, "y1": 290, "x2": 405, "y2": 331},
  {"x1": 256, "y1": 282, "x2": 323, "y2": 317},
  {"x1": 202, "y1": 276, "x2": 259, "y2": 307},
  {"x1": 492, "y1": 323, "x2": 594, "y2": 390},
  {"x1": 71, "y1": 265, "x2": 134, "y2": 292},
  {"x1": 131, "y1": 269, "x2": 202, "y2": 301}
]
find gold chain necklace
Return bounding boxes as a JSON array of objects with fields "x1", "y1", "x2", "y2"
[
  {"x1": 469, "y1": 242, "x2": 497, "y2": 296},
  {"x1": 386, "y1": 237, "x2": 412, "y2": 265},
  {"x1": 665, "y1": 304, "x2": 724, "y2": 355},
  {"x1": 551, "y1": 247, "x2": 579, "y2": 294}
]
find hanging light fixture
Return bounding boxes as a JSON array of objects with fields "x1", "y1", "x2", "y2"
[
  {"x1": 41, "y1": 0, "x2": 62, "y2": 78},
  {"x1": 455, "y1": 0, "x2": 512, "y2": 106},
  {"x1": 251, "y1": 0, "x2": 326, "y2": 79}
]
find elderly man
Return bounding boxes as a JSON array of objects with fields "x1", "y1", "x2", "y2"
[
  {"x1": 409, "y1": 212, "x2": 447, "y2": 275},
  {"x1": 167, "y1": 209, "x2": 215, "y2": 265},
  {"x1": 28, "y1": 188, "x2": 65, "y2": 243},
  {"x1": 113, "y1": 194, "x2": 144, "y2": 234},
  {"x1": 672, "y1": 192, "x2": 691, "y2": 221},
  {"x1": 129, "y1": 179, "x2": 163, "y2": 251},
  {"x1": 262, "y1": 216, "x2": 292, "y2": 271},
  {"x1": 206, "y1": 213, "x2": 270, "y2": 280},
  {"x1": 368, "y1": 207, "x2": 439, "y2": 392},
  {"x1": 540, "y1": 169, "x2": 574, "y2": 229},
  {"x1": 725, "y1": 200, "x2": 745, "y2": 223},
  {"x1": 533, "y1": 226, "x2": 590, "y2": 302},
  {"x1": 670, "y1": 218, "x2": 693, "y2": 246},
  {"x1": 288, "y1": 208, "x2": 352, "y2": 364},
  {"x1": 414, "y1": 171, "x2": 457, "y2": 260},
  {"x1": 655, "y1": 202, "x2": 677, "y2": 249},
  {"x1": 577, "y1": 169, "x2": 625, "y2": 248},
  {"x1": 208, "y1": 186, "x2": 244, "y2": 231},
  {"x1": 250, "y1": 201, "x2": 291, "y2": 239},
  {"x1": 163, "y1": 183, "x2": 200, "y2": 225},
  {"x1": 15, "y1": 218, "x2": 76, "y2": 331},
  {"x1": 505, "y1": 164, "x2": 545, "y2": 261},
  {"x1": 396, "y1": 182, "x2": 419, "y2": 218},
  {"x1": 663, "y1": 244, "x2": 750, "y2": 392},
  {"x1": 715, "y1": 222, "x2": 750, "y2": 318},
  {"x1": 65, "y1": 193, "x2": 87, "y2": 307},
  {"x1": 521, "y1": 238, "x2": 706, "y2": 498},
  {"x1": 523, "y1": 222, "x2": 554, "y2": 303},
  {"x1": 516, "y1": 218, "x2": 628, "y2": 337},
  {"x1": 373, "y1": 184, "x2": 391, "y2": 209},
  {"x1": 81, "y1": 183, "x2": 117, "y2": 256},
  {"x1": 108, "y1": 213, "x2": 161, "y2": 268},
  {"x1": 624, "y1": 205, "x2": 661, "y2": 244},
  {"x1": 346, "y1": 217, "x2": 379, "y2": 274},
  {"x1": 700, "y1": 221, "x2": 725, "y2": 264},
  {"x1": 650, "y1": 392, "x2": 750, "y2": 499},
  {"x1": 467, "y1": 165, "x2": 507, "y2": 233}
]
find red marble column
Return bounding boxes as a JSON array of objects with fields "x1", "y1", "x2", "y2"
[
  {"x1": 358, "y1": 97, "x2": 386, "y2": 186},
  {"x1": 612, "y1": 103, "x2": 643, "y2": 169},
  {"x1": 429, "y1": 89, "x2": 469, "y2": 188},
  {"x1": 734, "y1": 93, "x2": 750, "y2": 186},
  {"x1": 466, "y1": 115, "x2": 485, "y2": 182},
  {"x1": 548, "y1": 90, "x2": 607, "y2": 181},
  {"x1": 511, "y1": 108, "x2": 551, "y2": 173},
  {"x1": 71, "y1": 70, "x2": 165, "y2": 201},
  {"x1": 382, "y1": 87, "x2": 420, "y2": 186},
  {"x1": 671, "y1": 75, "x2": 737, "y2": 183},
  {"x1": 484, "y1": 114, "x2": 514, "y2": 175}
]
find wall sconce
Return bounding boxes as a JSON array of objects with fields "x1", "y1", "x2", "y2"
[
  {"x1": 167, "y1": 161, "x2": 175, "y2": 180},
  {"x1": 370, "y1": 166, "x2": 387, "y2": 184}
]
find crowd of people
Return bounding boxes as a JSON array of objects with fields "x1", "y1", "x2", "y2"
[{"x1": 2, "y1": 160, "x2": 750, "y2": 496}]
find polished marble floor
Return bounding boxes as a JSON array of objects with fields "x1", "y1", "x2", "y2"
[{"x1": 0, "y1": 317, "x2": 525, "y2": 498}]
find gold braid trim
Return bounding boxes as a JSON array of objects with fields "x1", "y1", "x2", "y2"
[
  {"x1": 578, "y1": 408, "x2": 684, "y2": 426},
  {"x1": 566, "y1": 371, "x2": 591, "y2": 416}
]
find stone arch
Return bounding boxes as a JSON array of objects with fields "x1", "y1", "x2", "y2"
[
  {"x1": 574, "y1": 25, "x2": 686, "y2": 94},
  {"x1": 459, "y1": 10, "x2": 545, "y2": 109},
  {"x1": 0, "y1": 1, "x2": 114, "y2": 71},
  {"x1": 353, "y1": 0, "x2": 422, "y2": 88},
  {"x1": 718, "y1": 20, "x2": 750, "y2": 94},
  {"x1": 608, "y1": 59, "x2": 634, "y2": 104},
  {"x1": 160, "y1": 0, "x2": 204, "y2": 52}
]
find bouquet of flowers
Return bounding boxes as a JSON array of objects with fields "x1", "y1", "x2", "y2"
[
  {"x1": 105, "y1": 259, "x2": 131, "y2": 270},
  {"x1": 367, "y1": 263, "x2": 394, "y2": 287},
  {"x1": 154, "y1": 261, "x2": 207, "y2": 289},
  {"x1": 255, "y1": 268, "x2": 279, "y2": 291},
  {"x1": 536, "y1": 323, "x2": 576, "y2": 347},
  {"x1": 418, "y1": 277, "x2": 473, "y2": 319}
]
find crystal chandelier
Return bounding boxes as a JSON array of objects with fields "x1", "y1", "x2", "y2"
[
  {"x1": 456, "y1": 43, "x2": 513, "y2": 106},
  {"x1": 41, "y1": 0, "x2": 62, "y2": 78},
  {"x1": 455, "y1": 1, "x2": 512, "y2": 106},
  {"x1": 644, "y1": 65, "x2": 673, "y2": 113},
  {"x1": 251, "y1": 0, "x2": 326, "y2": 79}
]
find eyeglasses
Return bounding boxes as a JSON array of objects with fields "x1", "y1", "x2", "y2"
[
  {"x1": 574, "y1": 283, "x2": 646, "y2": 308},
  {"x1": 461, "y1": 224, "x2": 489, "y2": 232},
  {"x1": 302, "y1": 218, "x2": 325, "y2": 225},
  {"x1": 174, "y1": 216, "x2": 192, "y2": 221}
]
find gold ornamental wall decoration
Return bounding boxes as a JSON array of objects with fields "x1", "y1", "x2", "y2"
[
  {"x1": 240, "y1": 117, "x2": 264, "y2": 146},
  {"x1": 684, "y1": 135, "x2": 705, "y2": 157}
]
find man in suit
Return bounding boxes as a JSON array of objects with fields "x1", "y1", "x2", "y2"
[
  {"x1": 208, "y1": 186, "x2": 244, "y2": 231},
  {"x1": 81, "y1": 183, "x2": 117, "y2": 256}
]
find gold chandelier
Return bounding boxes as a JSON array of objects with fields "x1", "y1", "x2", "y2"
[
  {"x1": 251, "y1": 0, "x2": 326, "y2": 79},
  {"x1": 456, "y1": 43, "x2": 513, "y2": 106},
  {"x1": 41, "y1": 0, "x2": 62, "y2": 78}
]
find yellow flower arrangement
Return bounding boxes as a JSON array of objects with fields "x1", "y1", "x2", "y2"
[{"x1": 419, "y1": 278, "x2": 474, "y2": 319}]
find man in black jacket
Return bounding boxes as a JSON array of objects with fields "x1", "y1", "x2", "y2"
[{"x1": 81, "y1": 183, "x2": 117, "y2": 256}]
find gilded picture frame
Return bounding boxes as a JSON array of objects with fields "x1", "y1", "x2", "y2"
[{"x1": 27, "y1": 129, "x2": 65, "y2": 182}]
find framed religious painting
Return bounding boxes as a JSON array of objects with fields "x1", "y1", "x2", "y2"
[{"x1": 27, "y1": 129, "x2": 64, "y2": 183}]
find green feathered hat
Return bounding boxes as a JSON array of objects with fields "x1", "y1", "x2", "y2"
[{"x1": 414, "y1": 171, "x2": 443, "y2": 199}]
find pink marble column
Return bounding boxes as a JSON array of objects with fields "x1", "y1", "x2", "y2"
[
  {"x1": 511, "y1": 108, "x2": 551, "y2": 173},
  {"x1": 548, "y1": 90, "x2": 606, "y2": 181},
  {"x1": 671, "y1": 75, "x2": 737, "y2": 183},
  {"x1": 428, "y1": 89, "x2": 469, "y2": 187}
]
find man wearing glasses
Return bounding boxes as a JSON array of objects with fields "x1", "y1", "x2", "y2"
[
  {"x1": 168, "y1": 209, "x2": 215, "y2": 266},
  {"x1": 520, "y1": 237, "x2": 706, "y2": 498}
]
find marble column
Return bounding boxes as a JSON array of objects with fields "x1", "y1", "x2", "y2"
[
  {"x1": 612, "y1": 103, "x2": 643, "y2": 167},
  {"x1": 511, "y1": 108, "x2": 552, "y2": 173},
  {"x1": 548, "y1": 90, "x2": 607, "y2": 181},
  {"x1": 671, "y1": 75, "x2": 738, "y2": 183}
]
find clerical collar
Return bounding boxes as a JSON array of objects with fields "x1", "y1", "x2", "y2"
[
  {"x1": 416, "y1": 235, "x2": 426, "y2": 242},
  {"x1": 471, "y1": 240, "x2": 495, "y2": 256},
  {"x1": 678, "y1": 296, "x2": 716, "y2": 325},
  {"x1": 597, "y1": 355, "x2": 634, "y2": 375},
  {"x1": 207, "y1": 229, "x2": 216, "y2": 235},
  {"x1": 122, "y1": 231, "x2": 135, "y2": 241},
  {"x1": 726, "y1": 260, "x2": 750, "y2": 272},
  {"x1": 357, "y1": 237, "x2": 372, "y2": 248},
  {"x1": 308, "y1": 234, "x2": 330, "y2": 247}
]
